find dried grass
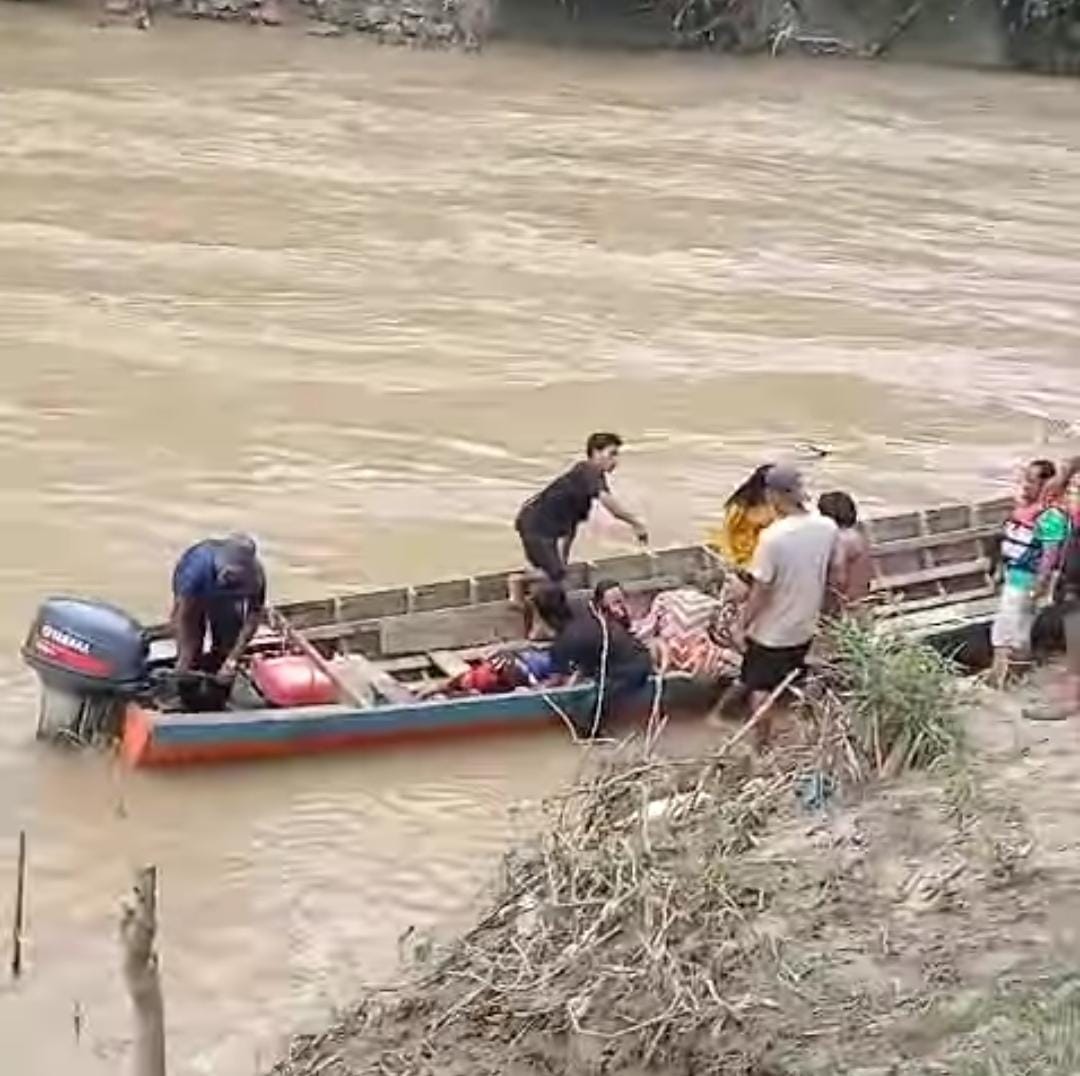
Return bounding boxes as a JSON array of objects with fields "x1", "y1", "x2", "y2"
[{"x1": 273, "y1": 626, "x2": 980, "y2": 1076}]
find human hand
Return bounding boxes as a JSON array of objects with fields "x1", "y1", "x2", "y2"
[
  {"x1": 731, "y1": 621, "x2": 748, "y2": 652},
  {"x1": 215, "y1": 657, "x2": 239, "y2": 685},
  {"x1": 633, "y1": 523, "x2": 649, "y2": 547}
]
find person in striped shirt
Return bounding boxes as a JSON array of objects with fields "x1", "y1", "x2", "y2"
[{"x1": 633, "y1": 568, "x2": 741, "y2": 682}]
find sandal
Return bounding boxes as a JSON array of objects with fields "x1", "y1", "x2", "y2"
[{"x1": 1022, "y1": 704, "x2": 1072, "y2": 722}]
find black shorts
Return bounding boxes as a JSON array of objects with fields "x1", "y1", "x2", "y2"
[
  {"x1": 741, "y1": 638, "x2": 811, "y2": 693},
  {"x1": 516, "y1": 525, "x2": 566, "y2": 582}
]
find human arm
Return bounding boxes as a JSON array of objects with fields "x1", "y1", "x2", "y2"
[
  {"x1": 633, "y1": 593, "x2": 665, "y2": 642},
  {"x1": 1034, "y1": 508, "x2": 1070, "y2": 601},
  {"x1": 824, "y1": 533, "x2": 849, "y2": 615},
  {"x1": 219, "y1": 574, "x2": 267, "y2": 678},
  {"x1": 1044, "y1": 455, "x2": 1080, "y2": 500},
  {"x1": 219, "y1": 608, "x2": 262, "y2": 678},
  {"x1": 171, "y1": 597, "x2": 203, "y2": 675},
  {"x1": 598, "y1": 491, "x2": 648, "y2": 545},
  {"x1": 737, "y1": 579, "x2": 771, "y2": 644},
  {"x1": 736, "y1": 532, "x2": 777, "y2": 643}
]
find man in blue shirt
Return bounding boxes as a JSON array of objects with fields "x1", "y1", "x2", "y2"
[{"x1": 171, "y1": 534, "x2": 266, "y2": 683}]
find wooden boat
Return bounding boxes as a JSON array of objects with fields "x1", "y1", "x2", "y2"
[{"x1": 28, "y1": 496, "x2": 1012, "y2": 768}]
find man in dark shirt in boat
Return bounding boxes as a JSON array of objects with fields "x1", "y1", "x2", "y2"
[
  {"x1": 532, "y1": 582, "x2": 653, "y2": 738},
  {"x1": 515, "y1": 432, "x2": 648, "y2": 584},
  {"x1": 171, "y1": 534, "x2": 267, "y2": 685}
]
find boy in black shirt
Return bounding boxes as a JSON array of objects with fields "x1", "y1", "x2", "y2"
[{"x1": 515, "y1": 432, "x2": 648, "y2": 583}]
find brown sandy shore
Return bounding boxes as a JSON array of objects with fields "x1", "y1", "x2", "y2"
[{"x1": 266, "y1": 665, "x2": 1080, "y2": 1076}]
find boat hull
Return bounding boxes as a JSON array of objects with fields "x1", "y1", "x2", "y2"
[{"x1": 120, "y1": 678, "x2": 693, "y2": 767}]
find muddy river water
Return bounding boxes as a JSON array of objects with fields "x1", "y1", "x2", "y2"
[{"x1": 0, "y1": 6, "x2": 1078, "y2": 1072}]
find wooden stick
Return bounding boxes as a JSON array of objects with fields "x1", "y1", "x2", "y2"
[
  {"x1": 11, "y1": 829, "x2": 26, "y2": 979},
  {"x1": 121, "y1": 866, "x2": 166, "y2": 1076},
  {"x1": 266, "y1": 607, "x2": 369, "y2": 708},
  {"x1": 716, "y1": 669, "x2": 801, "y2": 758}
]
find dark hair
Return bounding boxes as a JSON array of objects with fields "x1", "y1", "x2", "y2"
[
  {"x1": 818, "y1": 491, "x2": 858, "y2": 529},
  {"x1": 726, "y1": 464, "x2": 774, "y2": 509},
  {"x1": 586, "y1": 432, "x2": 623, "y2": 457},
  {"x1": 531, "y1": 582, "x2": 572, "y2": 631},
  {"x1": 688, "y1": 565, "x2": 724, "y2": 595},
  {"x1": 592, "y1": 578, "x2": 623, "y2": 606},
  {"x1": 1028, "y1": 459, "x2": 1056, "y2": 482}
]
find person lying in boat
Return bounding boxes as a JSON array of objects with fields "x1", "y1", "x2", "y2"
[
  {"x1": 633, "y1": 567, "x2": 741, "y2": 682},
  {"x1": 171, "y1": 533, "x2": 266, "y2": 687},
  {"x1": 817, "y1": 491, "x2": 874, "y2": 616},
  {"x1": 515, "y1": 432, "x2": 648, "y2": 586},
  {"x1": 531, "y1": 581, "x2": 653, "y2": 737},
  {"x1": 708, "y1": 464, "x2": 777, "y2": 570},
  {"x1": 431, "y1": 647, "x2": 554, "y2": 698}
]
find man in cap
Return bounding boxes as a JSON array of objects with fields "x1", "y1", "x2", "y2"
[
  {"x1": 731, "y1": 464, "x2": 840, "y2": 748},
  {"x1": 171, "y1": 533, "x2": 267, "y2": 683}
]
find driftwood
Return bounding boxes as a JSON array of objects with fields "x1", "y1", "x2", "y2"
[
  {"x1": 11, "y1": 830, "x2": 26, "y2": 979},
  {"x1": 121, "y1": 867, "x2": 166, "y2": 1076},
  {"x1": 866, "y1": 0, "x2": 924, "y2": 57}
]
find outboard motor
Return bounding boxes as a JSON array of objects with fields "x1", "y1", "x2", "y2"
[{"x1": 23, "y1": 598, "x2": 149, "y2": 743}]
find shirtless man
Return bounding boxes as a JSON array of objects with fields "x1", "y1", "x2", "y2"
[{"x1": 818, "y1": 491, "x2": 874, "y2": 615}]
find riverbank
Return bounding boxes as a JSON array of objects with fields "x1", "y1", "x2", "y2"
[
  {"x1": 87, "y1": 0, "x2": 1080, "y2": 73},
  {"x1": 268, "y1": 650, "x2": 1080, "y2": 1075}
]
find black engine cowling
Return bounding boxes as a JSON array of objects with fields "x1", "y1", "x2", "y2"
[{"x1": 23, "y1": 598, "x2": 149, "y2": 742}]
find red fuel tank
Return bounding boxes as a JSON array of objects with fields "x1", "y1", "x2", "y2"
[{"x1": 250, "y1": 655, "x2": 339, "y2": 708}]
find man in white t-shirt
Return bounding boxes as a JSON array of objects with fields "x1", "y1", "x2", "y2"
[{"x1": 734, "y1": 464, "x2": 840, "y2": 748}]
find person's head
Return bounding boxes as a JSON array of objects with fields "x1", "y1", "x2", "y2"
[
  {"x1": 530, "y1": 582, "x2": 572, "y2": 632},
  {"x1": 214, "y1": 533, "x2": 259, "y2": 589},
  {"x1": 763, "y1": 464, "x2": 806, "y2": 515},
  {"x1": 726, "y1": 464, "x2": 774, "y2": 509},
  {"x1": 592, "y1": 578, "x2": 630, "y2": 625},
  {"x1": 817, "y1": 491, "x2": 859, "y2": 530},
  {"x1": 585, "y1": 432, "x2": 623, "y2": 474},
  {"x1": 1019, "y1": 459, "x2": 1056, "y2": 505},
  {"x1": 687, "y1": 564, "x2": 724, "y2": 597}
]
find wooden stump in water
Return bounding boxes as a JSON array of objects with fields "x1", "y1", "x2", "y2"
[{"x1": 121, "y1": 867, "x2": 166, "y2": 1076}]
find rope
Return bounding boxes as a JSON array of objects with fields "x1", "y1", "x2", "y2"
[
  {"x1": 510, "y1": 658, "x2": 588, "y2": 746},
  {"x1": 588, "y1": 600, "x2": 611, "y2": 740},
  {"x1": 644, "y1": 649, "x2": 669, "y2": 754}
]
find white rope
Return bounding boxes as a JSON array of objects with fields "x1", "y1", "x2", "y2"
[
  {"x1": 511, "y1": 656, "x2": 587, "y2": 745},
  {"x1": 588, "y1": 600, "x2": 611, "y2": 739},
  {"x1": 643, "y1": 651, "x2": 669, "y2": 754}
]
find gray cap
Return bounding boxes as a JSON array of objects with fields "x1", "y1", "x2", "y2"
[
  {"x1": 220, "y1": 533, "x2": 257, "y2": 563},
  {"x1": 215, "y1": 534, "x2": 259, "y2": 581},
  {"x1": 764, "y1": 464, "x2": 805, "y2": 497}
]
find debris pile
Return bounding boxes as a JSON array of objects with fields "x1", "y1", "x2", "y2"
[{"x1": 271, "y1": 627, "x2": 1066, "y2": 1076}]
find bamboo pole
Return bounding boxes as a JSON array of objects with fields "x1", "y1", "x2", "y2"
[
  {"x1": 265, "y1": 607, "x2": 369, "y2": 708},
  {"x1": 121, "y1": 866, "x2": 166, "y2": 1076},
  {"x1": 719, "y1": 668, "x2": 802, "y2": 757},
  {"x1": 11, "y1": 829, "x2": 26, "y2": 979}
]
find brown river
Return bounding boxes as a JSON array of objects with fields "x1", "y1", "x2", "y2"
[{"x1": 1, "y1": 5, "x2": 1078, "y2": 1072}]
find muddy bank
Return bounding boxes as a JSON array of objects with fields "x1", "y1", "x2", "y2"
[
  {"x1": 268, "y1": 659, "x2": 1080, "y2": 1075},
  {"x1": 100, "y1": 0, "x2": 1080, "y2": 72}
]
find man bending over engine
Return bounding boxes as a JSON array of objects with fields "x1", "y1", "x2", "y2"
[{"x1": 171, "y1": 534, "x2": 266, "y2": 684}]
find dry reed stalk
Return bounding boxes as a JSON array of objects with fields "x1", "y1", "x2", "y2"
[{"x1": 11, "y1": 829, "x2": 26, "y2": 979}]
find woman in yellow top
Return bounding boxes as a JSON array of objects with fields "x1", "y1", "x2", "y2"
[{"x1": 708, "y1": 464, "x2": 777, "y2": 569}]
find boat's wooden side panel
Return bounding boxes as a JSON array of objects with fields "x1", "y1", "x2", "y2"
[{"x1": 870, "y1": 498, "x2": 1009, "y2": 618}]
